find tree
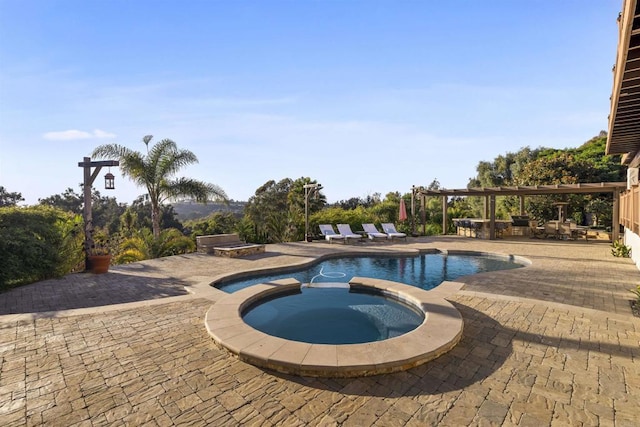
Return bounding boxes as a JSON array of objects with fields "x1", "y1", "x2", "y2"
[
  {"x1": 183, "y1": 212, "x2": 238, "y2": 239},
  {"x1": 244, "y1": 178, "x2": 294, "y2": 243},
  {"x1": 468, "y1": 148, "x2": 539, "y2": 188},
  {"x1": 128, "y1": 195, "x2": 184, "y2": 233},
  {"x1": 92, "y1": 135, "x2": 228, "y2": 237},
  {"x1": 0, "y1": 186, "x2": 25, "y2": 207},
  {"x1": 242, "y1": 177, "x2": 326, "y2": 243},
  {"x1": 118, "y1": 208, "x2": 140, "y2": 238},
  {"x1": 467, "y1": 134, "x2": 626, "y2": 223},
  {"x1": 335, "y1": 193, "x2": 379, "y2": 210},
  {"x1": 38, "y1": 187, "x2": 83, "y2": 213},
  {"x1": 39, "y1": 187, "x2": 126, "y2": 234},
  {"x1": 90, "y1": 191, "x2": 127, "y2": 234}
]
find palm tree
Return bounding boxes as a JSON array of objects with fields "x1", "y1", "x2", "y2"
[{"x1": 92, "y1": 135, "x2": 227, "y2": 237}]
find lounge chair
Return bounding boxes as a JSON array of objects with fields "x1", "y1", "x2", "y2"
[
  {"x1": 336, "y1": 224, "x2": 364, "y2": 243},
  {"x1": 319, "y1": 224, "x2": 345, "y2": 244},
  {"x1": 381, "y1": 223, "x2": 407, "y2": 241},
  {"x1": 362, "y1": 223, "x2": 388, "y2": 240}
]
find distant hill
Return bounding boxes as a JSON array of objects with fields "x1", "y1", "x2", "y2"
[{"x1": 172, "y1": 200, "x2": 246, "y2": 220}]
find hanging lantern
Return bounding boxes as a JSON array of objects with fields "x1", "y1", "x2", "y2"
[{"x1": 104, "y1": 172, "x2": 115, "y2": 190}]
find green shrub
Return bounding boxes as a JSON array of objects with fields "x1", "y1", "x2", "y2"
[
  {"x1": 611, "y1": 240, "x2": 631, "y2": 258},
  {"x1": 630, "y1": 285, "x2": 640, "y2": 303},
  {"x1": 424, "y1": 223, "x2": 443, "y2": 236},
  {"x1": 310, "y1": 206, "x2": 370, "y2": 235},
  {"x1": 0, "y1": 206, "x2": 83, "y2": 290},
  {"x1": 114, "y1": 227, "x2": 195, "y2": 263}
]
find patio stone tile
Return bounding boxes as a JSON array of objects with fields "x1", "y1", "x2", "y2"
[{"x1": 1, "y1": 238, "x2": 639, "y2": 425}]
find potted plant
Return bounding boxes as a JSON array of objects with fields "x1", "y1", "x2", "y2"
[{"x1": 87, "y1": 230, "x2": 113, "y2": 274}]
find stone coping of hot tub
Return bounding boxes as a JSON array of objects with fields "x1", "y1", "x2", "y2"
[{"x1": 204, "y1": 277, "x2": 464, "y2": 378}]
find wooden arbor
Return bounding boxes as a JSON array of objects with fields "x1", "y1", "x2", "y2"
[{"x1": 411, "y1": 182, "x2": 628, "y2": 241}]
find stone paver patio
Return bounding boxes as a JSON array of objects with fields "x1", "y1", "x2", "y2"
[{"x1": 1, "y1": 236, "x2": 639, "y2": 426}]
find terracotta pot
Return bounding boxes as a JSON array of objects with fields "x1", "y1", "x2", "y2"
[{"x1": 88, "y1": 255, "x2": 111, "y2": 274}]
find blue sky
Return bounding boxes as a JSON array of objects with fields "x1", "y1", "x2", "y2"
[{"x1": 0, "y1": 1, "x2": 621, "y2": 205}]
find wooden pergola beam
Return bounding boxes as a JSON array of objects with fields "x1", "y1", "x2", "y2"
[{"x1": 413, "y1": 182, "x2": 627, "y2": 241}]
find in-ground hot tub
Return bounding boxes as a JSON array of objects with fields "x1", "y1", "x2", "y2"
[
  {"x1": 205, "y1": 277, "x2": 464, "y2": 377},
  {"x1": 242, "y1": 284, "x2": 425, "y2": 345}
]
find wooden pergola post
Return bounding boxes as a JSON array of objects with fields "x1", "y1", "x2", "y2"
[
  {"x1": 489, "y1": 194, "x2": 496, "y2": 240},
  {"x1": 484, "y1": 196, "x2": 490, "y2": 219},
  {"x1": 613, "y1": 188, "x2": 621, "y2": 242},
  {"x1": 421, "y1": 195, "x2": 426, "y2": 235},
  {"x1": 442, "y1": 195, "x2": 448, "y2": 235},
  {"x1": 410, "y1": 186, "x2": 415, "y2": 236}
]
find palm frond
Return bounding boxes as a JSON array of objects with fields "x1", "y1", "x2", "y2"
[
  {"x1": 114, "y1": 248, "x2": 147, "y2": 264},
  {"x1": 92, "y1": 144, "x2": 133, "y2": 160},
  {"x1": 162, "y1": 178, "x2": 228, "y2": 204},
  {"x1": 92, "y1": 144, "x2": 149, "y2": 185},
  {"x1": 158, "y1": 149, "x2": 198, "y2": 179},
  {"x1": 152, "y1": 228, "x2": 195, "y2": 257}
]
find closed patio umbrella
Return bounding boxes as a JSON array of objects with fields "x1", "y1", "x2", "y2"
[{"x1": 399, "y1": 198, "x2": 408, "y2": 222}]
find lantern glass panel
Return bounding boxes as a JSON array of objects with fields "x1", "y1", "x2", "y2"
[{"x1": 105, "y1": 173, "x2": 115, "y2": 190}]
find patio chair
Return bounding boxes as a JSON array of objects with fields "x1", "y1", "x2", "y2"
[
  {"x1": 336, "y1": 224, "x2": 364, "y2": 244},
  {"x1": 469, "y1": 220, "x2": 483, "y2": 238},
  {"x1": 319, "y1": 224, "x2": 345, "y2": 244},
  {"x1": 529, "y1": 221, "x2": 545, "y2": 239},
  {"x1": 495, "y1": 221, "x2": 509, "y2": 239},
  {"x1": 558, "y1": 222, "x2": 573, "y2": 240},
  {"x1": 544, "y1": 222, "x2": 558, "y2": 239},
  {"x1": 381, "y1": 223, "x2": 407, "y2": 241},
  {"x1": 569, "y1": 222, "x2": 589, "y2": 241},
  {"x1": 362, "y1": 223, "x2": 388, "y2": 240}
]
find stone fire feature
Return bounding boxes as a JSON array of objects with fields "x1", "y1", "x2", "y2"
[{"x1": 196, "y1": 233, "x2": 265, "y2": 258}]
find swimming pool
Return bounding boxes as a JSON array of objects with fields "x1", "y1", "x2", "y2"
[{"x1": 214, "y1": 251, "x2": 524, "y2": 293}]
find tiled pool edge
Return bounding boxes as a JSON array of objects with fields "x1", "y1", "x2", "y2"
[{"x1": 204, "y1": 278, "x2": 464, "y2": 378}]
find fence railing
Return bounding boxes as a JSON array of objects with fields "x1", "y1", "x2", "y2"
[{"x1": 621, "y1": 185, "x2": 639, "y2": 235}]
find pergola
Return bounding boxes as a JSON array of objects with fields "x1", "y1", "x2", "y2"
[{"x1": 411, "y1": 182, "x2": 628, "y2": 241}]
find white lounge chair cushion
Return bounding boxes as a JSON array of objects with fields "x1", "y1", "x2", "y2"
[
  {"x1": 381, "y1": 223, "x2": 407, "y2": 238},
  {"x1": 336, "y1": 224, "x2": 362, "y2": 239},
  {"x1": 319, "y1": 224, "x2": 343, "y2": 240},
  {"x1": 362, "y1": 223, "x2": 387, "y2": 239}
]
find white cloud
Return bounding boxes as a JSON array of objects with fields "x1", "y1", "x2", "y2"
[
  {"x1": 43, "y1": 129, "x2": 91, "y2": 140},
  {"x1": 92, "y1": 129, "x2": 117, "y2": 139},
  {"x1": 43, "y1": 129, "x2": 116, "y2": 141}
]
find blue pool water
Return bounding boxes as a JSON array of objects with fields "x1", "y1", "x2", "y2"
[
  {"x1": 215, "y1": 253, "x2": 523, "y2": 293},
  {"x1": 242, "y1": 286, "x2": 424, "y2": 344}
]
